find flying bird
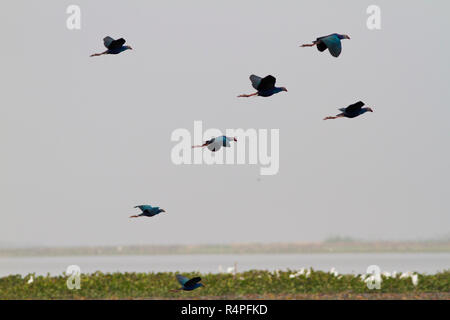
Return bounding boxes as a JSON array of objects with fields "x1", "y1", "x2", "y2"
[
  {"x1": 323, "y1": 101, "x2": 373, "y2": 120},
  {"x1": 238, "y1": 75, "x2": 287, "y2": 98},
  {"x1": 171, "y1": 274, "x2": 204, "y2": 292},
  {"x1": 90, "y1": 36, "x2": 133, "y2": 57},
  {"x1": 300, "y1": 33, "x2": 350, "y2": 57},
  {"x1": 129, "y1": 205, "x2": 166, "y2": 218},
  {"x1": 192, "y1": 135, "x2": 237, "y2": 152}
]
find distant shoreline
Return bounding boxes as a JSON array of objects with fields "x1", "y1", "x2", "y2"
[{"x1": 1, "y1": 240, "x2": 449, "y2": 257}]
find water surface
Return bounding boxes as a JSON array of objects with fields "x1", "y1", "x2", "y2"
[{"x1": 0, "y1": 253, "x2": 448, "y2": 277}]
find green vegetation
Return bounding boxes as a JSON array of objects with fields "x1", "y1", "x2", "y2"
[
  {"x1": 1, "y1": 270, "x2": 448, "y2": 299},
  {"x1": 1, "y1": 240, "x2": 450, "y2": 257}
]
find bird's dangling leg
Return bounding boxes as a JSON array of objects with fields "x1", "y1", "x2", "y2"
[
  {"x1": 169, "y1": 289, "x2": 181, "y2": 292},
  {"x1": 129, "y1": 215, "x2": 140, "y2": 218},
  {"x1": 90, "y1": 51, "x2": 108, "y2": 57},
  {"x1": 300, "y1": 41, "x2": 318, "y2": 48},
  {"x1": 323, "y1": 114, "x2": 345, "y2": 120},
  {"x1": 237, "y1": 92, "x2": 258, "y2": 98},
  {"x1": 192, "y1": 143, "x2": 208, "y2": 149}
]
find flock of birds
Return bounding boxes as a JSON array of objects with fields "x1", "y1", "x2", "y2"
[{"x1": 90, "y1": 31, "x2": 374, "y2": 291}]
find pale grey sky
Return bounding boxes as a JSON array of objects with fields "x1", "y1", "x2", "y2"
[{"x1": 0, "y1": 1, "x2": 449, "y2": 247}]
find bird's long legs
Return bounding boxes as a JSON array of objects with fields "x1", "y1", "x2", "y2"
[
  {"x1": 192, "y1": 143, "x2": 208, "y2": 148},
  {"x1": 90, "y1": 51, "x2": 108, "y2": 57},
  {"x1": 129, "y1": 215, "x2": 140, "y2": 218},
  {"x1": 300, "y1": 41, "x2": 318, "y2": 48},
  {"x1": 323, "y1": 114, "x2": 345, "y2": 120},
  {"x1": 237, "y1": 92, "x2": 258, "y2": 98}
]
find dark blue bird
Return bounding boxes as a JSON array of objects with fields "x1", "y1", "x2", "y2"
[
  {"x1": 171, "y1": 274, "x2": 204, "y2": 292},
  {"x1": 324, "y1": 101, "x2": 373, "y2": 120},
  {"x1": 301, "y1": 33, "x2": 350, "y2": 57},
  {"x1": 192, "y1": 135, "x2": 237, "y2": 152},
  {"x1": 129, "y1": 205, "x2": 166, "y2": 218},
  {"x1": 238, "y1": 75, "x2": 287, "y2": 98},
  {"x1": 90, "y1": 36, "x2": 133, "y2": 57}
]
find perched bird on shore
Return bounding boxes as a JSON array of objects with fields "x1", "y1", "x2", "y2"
[
  {"x1": 129, "y1": 205, "x2": 166, "y2": 218},
  {"x1": 300, "y1": 33, "x2": 350, "y2": 57},
  {"x1": 238, "y1": 75, "x2": 287, "y2": 98},
  {"x1": 192, "y1": 135, "x2": 237, "y2": 152},
  {"x1": 90, "y1": 36, "x2": 133, "y2": 57},
  {"x1": 171, "y1": 274, "x2": 204, "y2": 292},
  {"x1": 323, "y1": 101, "x2": 373, "y2": 120}
]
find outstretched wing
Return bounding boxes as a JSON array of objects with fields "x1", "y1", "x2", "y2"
[
  {"x1": 345, "y1": 101, "x2": 365, "y2": 113},
  {"x1": 104, "y1": 37, "x2": 126, "y2": 50},
  {"x1": 316, "y1": 41, "x2": 328, "y2": 52},
  {"x1": 207, "y1": 142, "x2": 222, "y2": 152},
  {"x1": 320, "y1": 34, "x2": 342, "y2": 57},
  {"x1": 316, "y1": 34, "x2": 334, "y2": 42},
  {"x1": 184, "y1": 277, "x2": 202, "y2": 287},
  {"x1": 250, "y1": 74, "x2": 276, "y2": 91},
  {"x1": 257, "y1": 75, "x2": 276, "y2": 91},
  {"x1": 316, "y1": 34, "x2": 332, "y2": 51},
  {"x1": 103, "y1": 37, "x2": 115, "y2": 48},
  {"x1": 249, "y1": 74, "x2": 262, "y2": 90},
  {"x1": 176, "y1": 274, "x2": 190, "y2": 286},
  {"x1": 134, "y1": 205, "x2": 153, "y2": 212}
]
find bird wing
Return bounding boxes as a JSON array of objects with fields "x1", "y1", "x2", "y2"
[
  {"x1": 257, "y1": 75, "x2": 277, "y2": 91},
  {"x1": 103, "y1": 37, "x2": 115, "y2": 48},
  {"x1": 249, "y1": 74, "x2": 262, "y2": 90},
  {"x1": 176, "y1": 274, "x2": 190, "y2": 285},
  {"x1": 320, "y1": 35, "x2": 342, "y2": 57},
  {"x1": 316, "y1": 34, "x2": 335, "y2": 42},
  {"x1": 105, "y1": 37, "x2": 126, "y2": 50},
  {"x1": 316, "y1": 34, "x2": 333, "y2": 51},
  {"x1": 345, "y1": 101, "x2": 365, "y2": 113},
  {"x1": 184, "y1": 277, "x2": 202, "y2": 287},
  {"x1": 207, "y1": 142, "x2": 222, "y2": 152},
  {"x1": 135, "y1": 205, "x2": 153, "y2": 212},
  {"x1": 316, "y1": 41, "x2": 328, "y2": 52}
]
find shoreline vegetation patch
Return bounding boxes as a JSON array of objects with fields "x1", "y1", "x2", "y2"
[{"x1": 1, "y1": 270, "x2": 449, "y2": 300}]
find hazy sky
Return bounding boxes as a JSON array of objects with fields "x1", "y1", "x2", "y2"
[{"x1": 1, "y1": 0, "x2": 449, "y2": 247}]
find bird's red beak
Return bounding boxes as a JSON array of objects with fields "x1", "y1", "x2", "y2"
[
  {"x1": 369, "y1": 108, "x2": 374, "y2": 112},
  {"x1": 234, "y1": 137, "x2": 238, "y2": 142}
]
